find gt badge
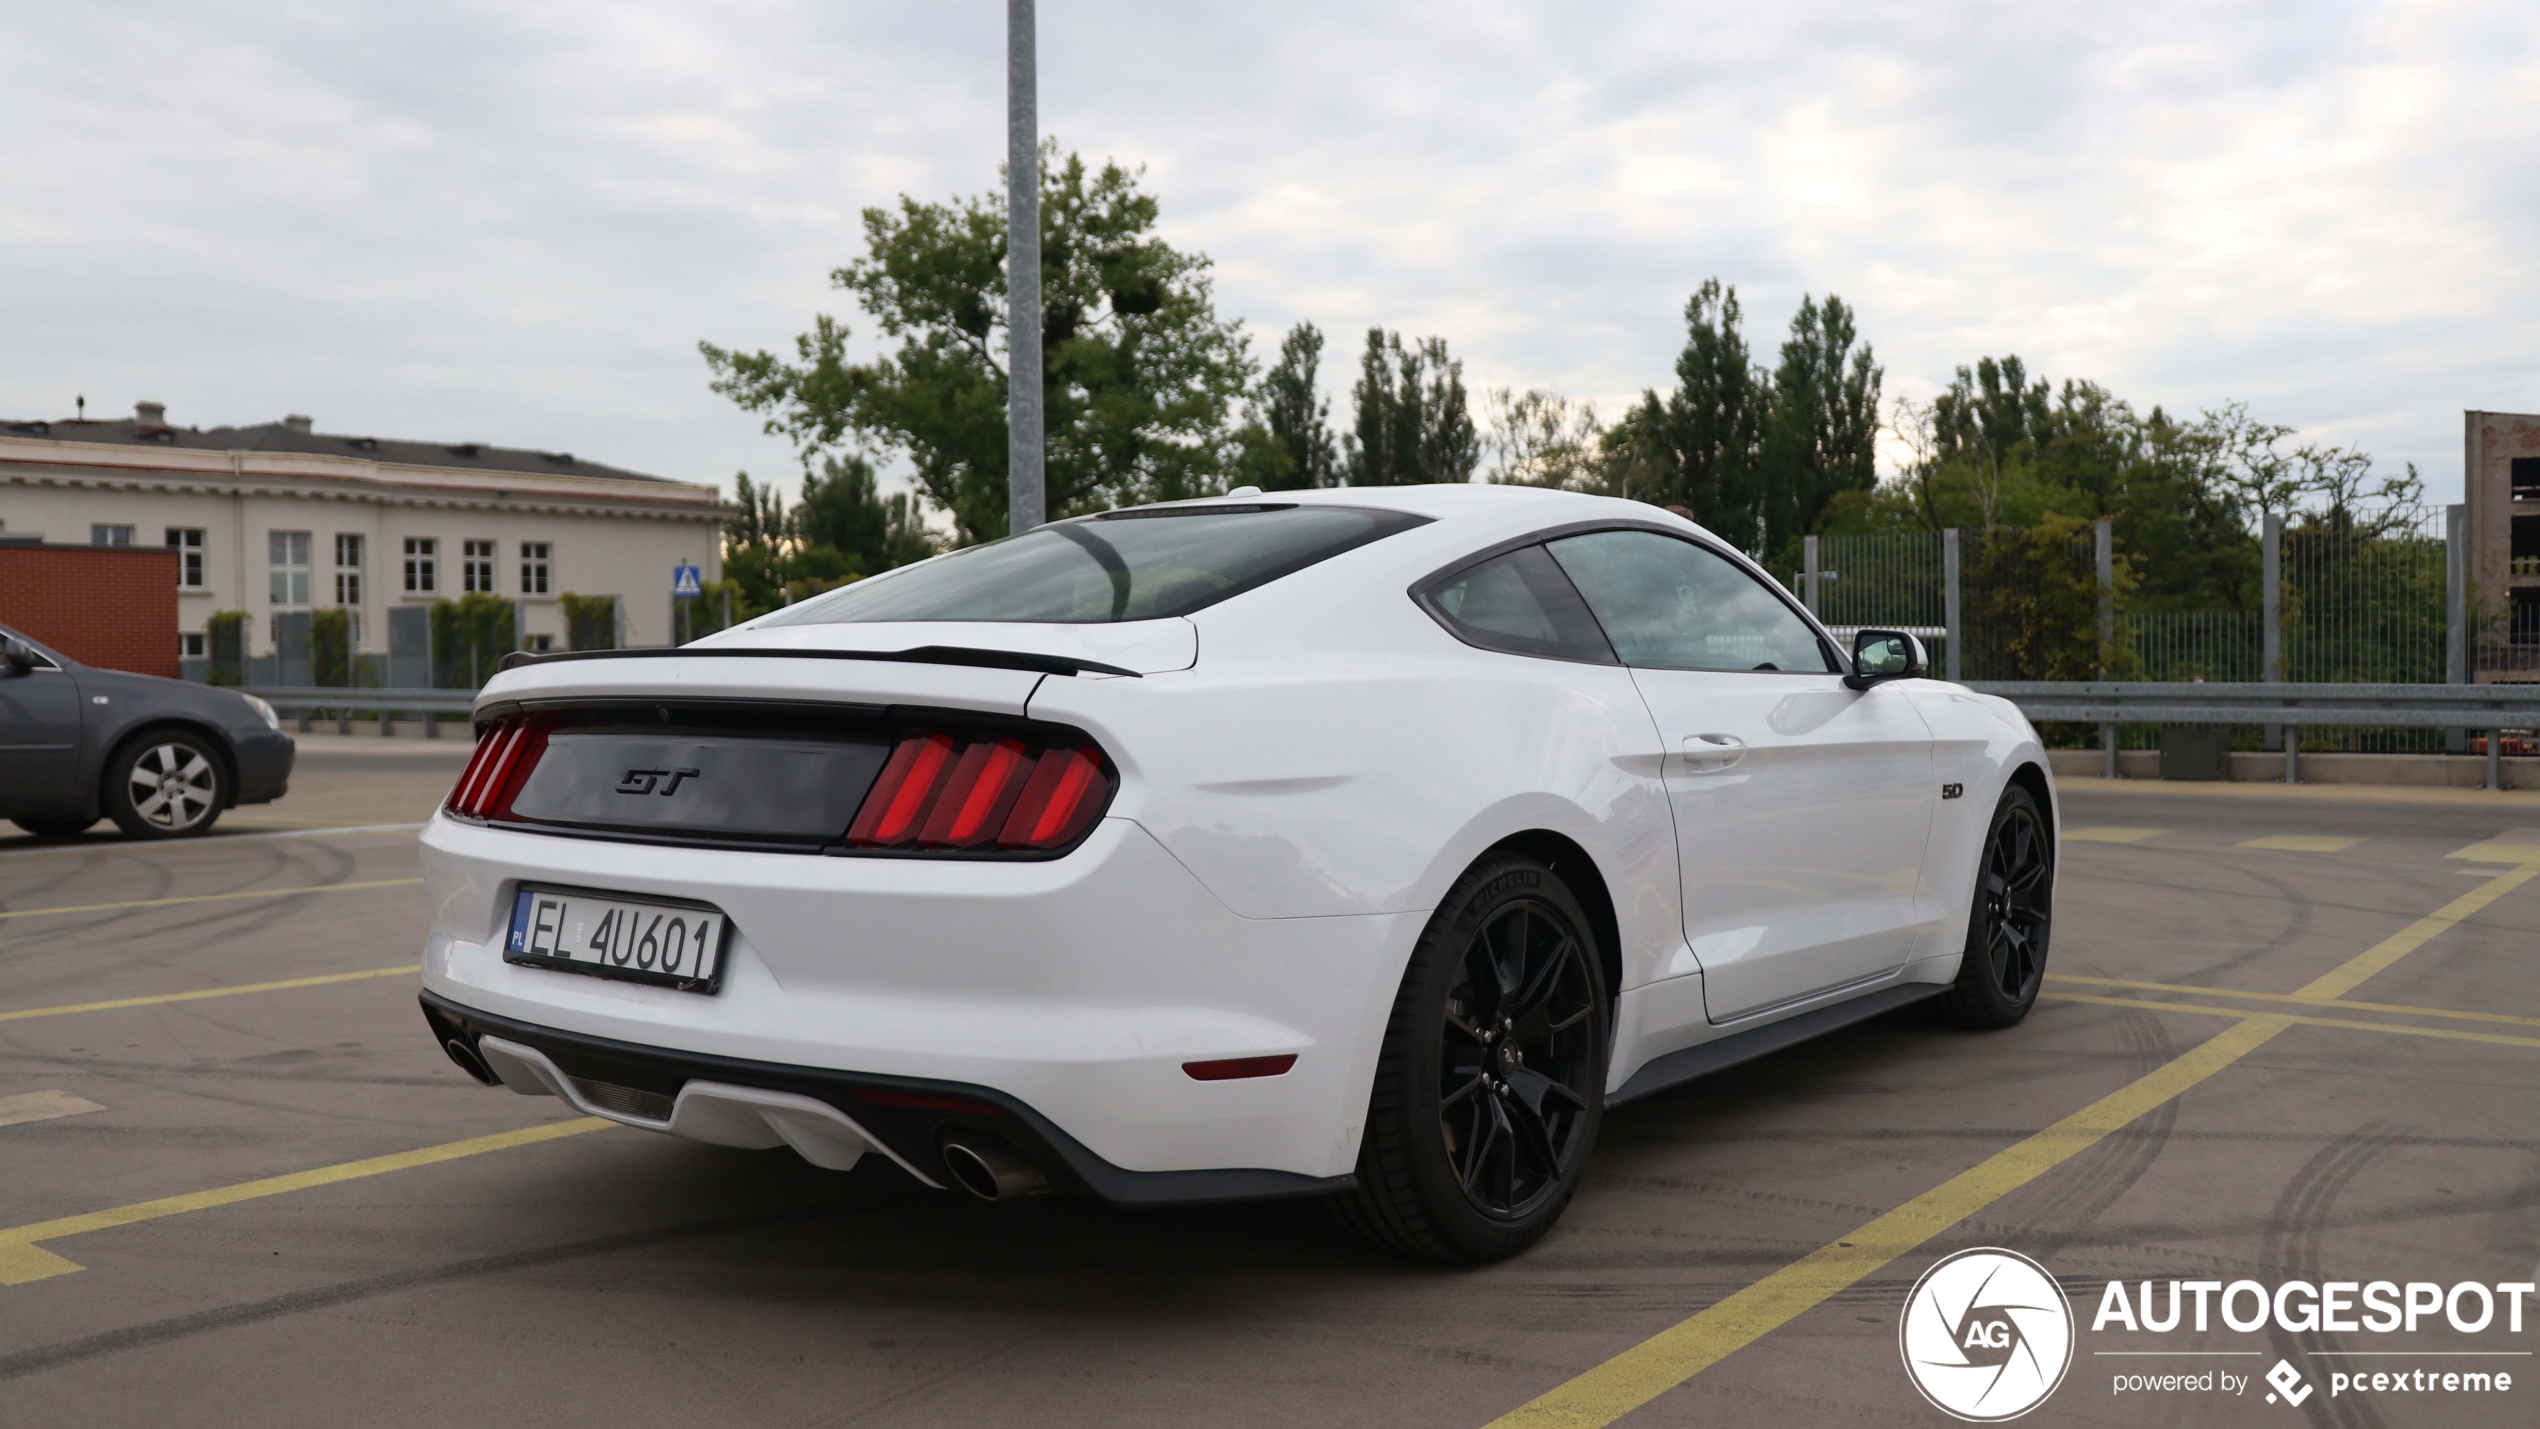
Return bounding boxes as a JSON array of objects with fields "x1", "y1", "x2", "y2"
[{"x1": 616, "y1": 767, "x2": 700, "y2": 796}]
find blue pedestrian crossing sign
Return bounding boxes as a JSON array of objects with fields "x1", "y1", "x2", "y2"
[{"x1": 672, "y1": 564, "x2": 703, "y2": 599}]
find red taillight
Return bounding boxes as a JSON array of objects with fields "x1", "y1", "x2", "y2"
[
  {"x1": 446, "y1": 725, "x2": 504, "y2": 815},
  {"x1": 846, "y1": 729, "x2": 1114, "y2": 853},
  {"x1": 444, "y1": 717, "x2": 550, "y2": 820}
]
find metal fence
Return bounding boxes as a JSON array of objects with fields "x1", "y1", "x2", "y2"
[{"x1": 1798, "y1": 504, "x2": 2524, "y2": 761}]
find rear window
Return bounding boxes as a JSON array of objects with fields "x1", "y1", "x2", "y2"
[{"x1": 760, "y1": 504, "x2": 1429, "y2": 626}]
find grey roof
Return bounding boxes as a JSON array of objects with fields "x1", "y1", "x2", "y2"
[{"x1": 3, "y1": 412, "x2": 683, "y2": 486}]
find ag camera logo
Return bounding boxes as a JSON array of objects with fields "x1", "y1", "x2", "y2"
[{"x1": 1900, "y1": 1248, "x2": 2076, "y2": 1421}]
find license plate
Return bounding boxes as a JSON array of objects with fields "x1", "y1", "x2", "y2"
[{"x1": 504, "y1": 886, "x2": 728, "y2": 991}]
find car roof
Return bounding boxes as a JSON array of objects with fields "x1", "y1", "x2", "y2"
[{"x1": 1126, "y1": 482, "x2": 1722, "y2": 544}]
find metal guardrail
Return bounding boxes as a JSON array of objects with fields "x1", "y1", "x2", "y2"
[
  {"x1": 1961, "y1": 681, "x2": 2540, "y2": 730},
  {"x1": 245, "y1": 686, "x2": 476, "y2": 738},
  {"x1": 1962, "y1": 681, "x2": 2540, "y2": 789}
]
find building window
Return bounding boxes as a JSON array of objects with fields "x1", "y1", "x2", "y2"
[
  {"x1": 335, "y1": 534, "x2": 366, "y2": 605},
  {"x1": 92, "y1": 524, "x2": 134, "y2": 546},
  {"x1": 268, "y1": 531, "x2": 312, "y2": 607},
  {"x1": 523, "y1": 633, "x2": 555, "y2": 653},
  {"x1": 2515, "y1": 457, "x2": 2540, "y2": 502},
  {"x1": 404, "y1": 537, "x2": 437, "y2": 593},
  {"x1": 166, "y1": 528, "x2": 205, "y2": 587},
  {"x1": 520, "y1": 541, "x2": 551, "y2": 595},
  {"x1": 463, "y1": 538, "x2": 497, "y2": 593},
  {"x1": 180, "y1": 632, "x2": 207, "y2": 659}
]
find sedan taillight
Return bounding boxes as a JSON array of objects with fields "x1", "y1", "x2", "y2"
[
  {"x1": 444, "y1": 717, "x2": 548, "y2": 820},
  {"x1": 846, "y1": 730, "x2": 1114, "y2": 852}
]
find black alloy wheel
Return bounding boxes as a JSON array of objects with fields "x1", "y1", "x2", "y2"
[
  {"x1": 1935, "y1": 784, "x2": 2053, "y2": 1028},
  {"x1": 1439, "y1": 900, "x2": 1601, "y2": 1219},
  {"x1": 1335, "y1": 852, "x2": 1610, "y2": 1261}
]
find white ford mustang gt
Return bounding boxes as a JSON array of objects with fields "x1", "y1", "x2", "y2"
[{"x1": 418, "y1": 484, "x2": 2056, "y2": 1260}]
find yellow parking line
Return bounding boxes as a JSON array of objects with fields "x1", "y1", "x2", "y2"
[
  {"x1": 0, "y1": 1118, "x2": 610, "y2": 1286},
  {"x1": 2064, "y1": 827, "x2": 2167, "y2": 843},
  {"x1": 2239, "y1": 834, "x2": 2362, "y2": 853},
  {"x1": 1483, "y1": 1016, "x2": 2292, "y2": 1428},
  {"x1": 2047, "y1": 974, "x2": 2540, "y2": 1029},
  {"x1": 0, "y1": 877, "x2": 422, "y2": 922},
  {"x1": 2043, "y1": 991, "x2": 2540, "y2": 1051},
  {"x1": 0, "y1": 965, "x2": 418, "y2": 1024},
  {"x1": 1488, "y1": 853, "x2": 2540, "y2": 1425},
  {"x1": 2292, "y1": 863, "x2": 2540, "y2": 1001},
  {"x1": 2449, "y1": 830, "x2": 2540, "y2": 864}
]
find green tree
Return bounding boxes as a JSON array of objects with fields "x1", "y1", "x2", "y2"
[
  {"x1": 310, "y1": 607, "x2": 355, "y2": 688},
  {"x1": 1483, "y1": 386, "x2": 1610, "y2": 492},
  {"x1": 1757, "y1": 294, "x2": 1882, "y2": 566},
  {"x1": 1633, "y1": 279, "x2": 1770, "y2": 551},
  {"x1": 1964, "y1": 513, "x2": 2141, "y2": 682},
  {"x1": 1345, "y1": 329, "x2": 1479, "y2": 485},
  {"x1": 1233, "y1": 322, "x2": 1340, "y2": 490},
  {"x1": 793, "y1": 453, "x2": 938, "y2": 575},
  {"x1": 559, "y1": 593, "x2": 619, "y2": 651},
  {"x1": 206, "y1": 611, "x2": 246, "y2": 685},
  {"x1": 430, "y1": 592, "x2": 516, "y2": 687},
  {"x1": 727, "y1": 471, "x2": 786, "y2": 549},
  {"x1": 701, "y1": 145, "x2": 1256, "y2": 545}
]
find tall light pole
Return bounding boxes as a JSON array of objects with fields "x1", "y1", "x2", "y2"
[{"x1": 1005, "y1": 0, "x2": 1044, "y2": 535}]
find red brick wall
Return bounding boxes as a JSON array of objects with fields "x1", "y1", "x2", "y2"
[{"x1": 0, "y1": 546, "x2": 181, "y2": 678}]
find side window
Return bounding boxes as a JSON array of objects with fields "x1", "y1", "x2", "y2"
[
  {"x1": 1545, "y1": 529, "x2": 1836, "y2": 673},
  {"x1": 1419, "y1": 545, "x2": 1616, "y2": 664}
]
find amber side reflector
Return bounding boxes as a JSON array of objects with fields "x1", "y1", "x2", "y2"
[{"x1": 1181, "y1": 1054, "x2": 1299, "y2": 1082}]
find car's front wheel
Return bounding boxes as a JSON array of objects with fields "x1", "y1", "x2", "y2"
[
  {"x1": 103, "y1": 733, "x2": 227, "y2": 839},
  {"x1": 1933, "y1": 783, "x2": 2053, "y2": 1028},
  {"x1": 1335, "y1": 851, "x2": 1609, "y2": 1261}
]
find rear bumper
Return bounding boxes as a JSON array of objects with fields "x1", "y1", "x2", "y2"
[
  {"x1": 421, "y1": 991, "x2": 1350, "y2": 1205},
  {"x1": 416, "y1": 813, "x2": 1419, "y2": 1185}
]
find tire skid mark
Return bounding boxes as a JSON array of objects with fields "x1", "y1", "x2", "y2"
[
  {"x1": 2263, "y1": 1125, "x2": 2406, "y2": 1429},
  {"x1": 0, "y1": 1199, "x2": 863, "y2": 1384},
  {"x1": 2072, "y1": 857, "x2": 2324, "y2": 984},
  {"x1": 2016, "y1": 1008, "x2": 2184, "y2": 1264}
]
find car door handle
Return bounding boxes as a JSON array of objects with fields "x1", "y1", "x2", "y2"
[{"x1": 1682, "y1": 733, "x2": 1745, "y2": 773}]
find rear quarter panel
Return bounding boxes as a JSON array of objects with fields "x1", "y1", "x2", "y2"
[{"x1": 1025, "y1": 544, "x2": 1686, "y2": 996}]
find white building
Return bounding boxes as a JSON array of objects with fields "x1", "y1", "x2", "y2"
[{"x1": 0, "y1": 401, "x2": 724, "y2": 666}]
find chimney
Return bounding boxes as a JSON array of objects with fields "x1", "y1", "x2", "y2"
[
  {"x1": 134, "y1": 400, "x2": 167, "y2": 428},
  {"x1": 282, "y1": 414, "x2": 313, "y2": 435}
]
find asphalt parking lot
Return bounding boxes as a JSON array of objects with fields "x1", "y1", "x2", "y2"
[{"x1": 5, "y1": 738, "x2": 2539, "y2": 1427}]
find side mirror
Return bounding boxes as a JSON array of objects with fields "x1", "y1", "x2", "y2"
[
  {"x1": 1844, "y1": 629, "x2": 1926, "y2": 691},
  {"x1": 0, "y1": 637, "x2": 34, "y2": 676}
]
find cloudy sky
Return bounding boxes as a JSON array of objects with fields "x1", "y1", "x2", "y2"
[{"x1": 5, "y1": 1, "x2": 2533, "y2": 507}]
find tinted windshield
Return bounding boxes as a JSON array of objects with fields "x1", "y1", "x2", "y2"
[{"x1": 761, "y1": 505, "x2": 1429, "y2": 625}]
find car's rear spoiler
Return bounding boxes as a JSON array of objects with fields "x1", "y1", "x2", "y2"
[{"x1": 497, "y1": 644, "x2": 1141, "y2": 680}]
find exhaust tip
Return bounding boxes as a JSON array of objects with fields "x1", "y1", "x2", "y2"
[
  {"x1": 443, "y1": 1037, "x2": 499, "y2": 1086},
  {"x1": 940, "y1": 1136, "x2": 1052, "y2": 1202}
]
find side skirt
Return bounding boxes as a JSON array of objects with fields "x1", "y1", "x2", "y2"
[{"x1": 1607, "y1": 983, "x2": 1943, "y2": 1106}]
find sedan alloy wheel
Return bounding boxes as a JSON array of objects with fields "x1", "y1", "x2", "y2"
[{"x1": 106, "y1": 735, "x2": 226, "y2": 838}]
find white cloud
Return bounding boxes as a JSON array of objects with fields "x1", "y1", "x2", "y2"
[{"x1": 2, "y1": 1, "x2": 2532, "y2": 504}]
